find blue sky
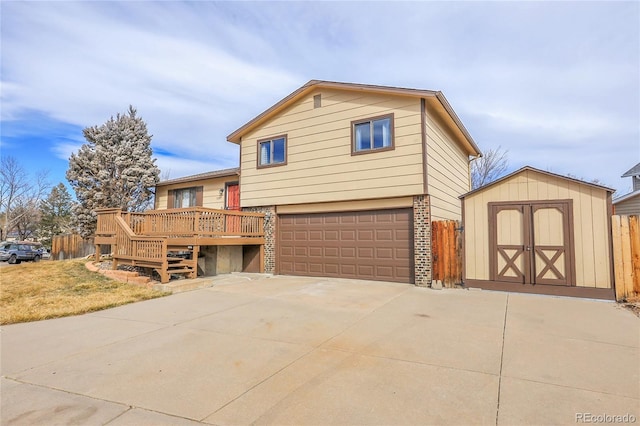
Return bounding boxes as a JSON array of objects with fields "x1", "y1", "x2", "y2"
[{"x1": 1, "y1": 1, "x2": 638, "y2": 196}]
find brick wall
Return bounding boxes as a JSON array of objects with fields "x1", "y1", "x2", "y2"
[
  {"x1": 413, "y1": 195, "x2": 432, "y2": 287},
  {"x1": 242, "y1": 206, "x2": 276, "y2": 273}
]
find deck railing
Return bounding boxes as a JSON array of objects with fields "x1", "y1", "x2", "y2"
[
  {"x1": 95, "y1": 207, "x2": 265, "y2": 240},
  {"x1": 113, "y1": 216, "x2": 167, "y2": 263}
]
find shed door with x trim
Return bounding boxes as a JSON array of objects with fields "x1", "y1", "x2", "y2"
[{"x1": 488, "y1": 200, "x2": 575, "y2": 286}]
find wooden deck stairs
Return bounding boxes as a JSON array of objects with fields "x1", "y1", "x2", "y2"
[{"x1": 94, "y1": 208, "x2": 265, "y2": 283}]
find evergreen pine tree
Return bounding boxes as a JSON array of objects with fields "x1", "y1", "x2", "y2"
[{"x1": 66, "y1": 106, "x2": 160, "y2": 237}]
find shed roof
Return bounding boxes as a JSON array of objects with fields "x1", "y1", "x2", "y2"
[
  {"x1": 621, "y1": 162, "x2": 640, "y2": 178},
  {"x1": 156, "y1": 167, "x2": 239, "y2": 187},
  {"x1": 226, "y1": 80, "x2": 481, "y2": 156},
  {"x1": 460, "y1": 166, "x2": 615, "y2": 199}
]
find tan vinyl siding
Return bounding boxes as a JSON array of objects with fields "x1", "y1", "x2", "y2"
[
  {"x1": 155, "y1": 176, "x2": 238, "y2": 210},
  {"x1": 240, "y1": 89, "x2": 424, "y2": 207},
  {"x1": 426, "y1": 109, "x2": 471, "y2": 221},
  {"x1": 464, "y1": 169, "x2": 611, "y2": 288},
  {"x1": 614, "y1": 193, "x2": 640, "y2": 215}
]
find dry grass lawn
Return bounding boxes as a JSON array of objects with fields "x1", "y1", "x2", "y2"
[{"x1": 1, "y1": 259, "x2": 166, "y2": 325}]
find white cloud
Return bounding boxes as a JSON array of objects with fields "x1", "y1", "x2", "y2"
[
  {"x1": 1, "y1": 1, "x2": 638, "y2": 193},
  {"x1": 1, "y1": 1, "x2": 301, "y2": 174}
]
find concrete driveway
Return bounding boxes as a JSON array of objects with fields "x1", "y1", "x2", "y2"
[{"x1": 2, "y1": 275, "x2": 638, "y2": 425}]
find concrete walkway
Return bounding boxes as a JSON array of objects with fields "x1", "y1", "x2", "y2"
[{"x1": 2, "y1": 275, "x2": 638, "y2": 425}]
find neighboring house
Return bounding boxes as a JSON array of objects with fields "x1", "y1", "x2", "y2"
[
  {"x1": 461, "y1": 166, "x2": 615, "y2": 299},
  {"x1": 613, "y1": 163, "x2": 640, "y2": 216},
  {"x1": 225, "y1": 80, "x2": 482, "y2": 285},
  {"x1": 154, "y1": 167, "x2": 240, "y2": 210}
]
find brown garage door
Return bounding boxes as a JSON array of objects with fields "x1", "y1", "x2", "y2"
[{"x1": 278, "y1": 209, "x2": 414, "y2": 284}]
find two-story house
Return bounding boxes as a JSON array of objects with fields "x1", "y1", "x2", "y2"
[{"x1": 223, "y1": 80, "x2": 481, "y2": 285}]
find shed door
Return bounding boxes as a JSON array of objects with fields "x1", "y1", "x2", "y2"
[{"x1": 489, "y1": 201, "x2": 574, "y2": 286}]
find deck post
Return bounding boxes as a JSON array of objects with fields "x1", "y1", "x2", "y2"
[
  {"x1": 94, "y1": 244, "x2": 100, "y2": 261},
  {"x1": 260, "y1": 244, "x2": 265, "y2": 273},
  {"x1": 190, "y1": 245, "x2": 200, "y2": 279}
]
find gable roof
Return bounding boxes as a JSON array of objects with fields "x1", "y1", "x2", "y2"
[
  {"x1": 613, "y1": 189, "x2": 640, "y2": 205},
  {"x1": 226, "y1": 80, "x2": 481, "y2": 156},
  {"x1": 621, "y1": 162, "x2": 640, "y2": 178},
  {"x1": 156, "y1": 167, "x2": 239, "y2": 187},
  {"x1": 460, "y1": 166, "x2": 615, "y2": 199}
]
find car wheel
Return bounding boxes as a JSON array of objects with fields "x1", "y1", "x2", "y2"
[
  {"x1": 34, "y1": 255, "x2": 41, "y2": 262},
  {"x1": 8, "y1": 254, "x2": 17, "y2": 264}
]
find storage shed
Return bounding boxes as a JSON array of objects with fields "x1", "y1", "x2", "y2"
[{"x1": 461, "y1": 166, "x2": 615, "y2": 299}]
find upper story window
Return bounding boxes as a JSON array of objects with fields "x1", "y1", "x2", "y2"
[
  {"x1": 352, "y1": 114, "x2": 394, "y2": 154},
  {"x1": 258, "y1": 135, "x2": 287, "y2": 168}
]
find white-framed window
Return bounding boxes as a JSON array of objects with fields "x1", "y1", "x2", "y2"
[
  {"x1": 258, "y1": 135, "x2": 287, "y2": 168},
  {"x1": 352, "y1": 114, "x2": 394, "y2": 154}
]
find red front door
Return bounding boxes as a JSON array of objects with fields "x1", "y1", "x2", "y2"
[
  {"x1": 226, "y1": 183, "x2": 240, "y2": 211},
  {"x1": 226, "y1": 183, "x2": 241, "y2": 233}
]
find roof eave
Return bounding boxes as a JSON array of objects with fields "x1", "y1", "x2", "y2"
[
  {"x1": 155, "y1": 167, "x2": 240, "y2": 187},
  {"x1": 226, "y1": 80, "x2": 480, "y2": 156},
  {"x1": 613, "y1": 189, "x2": 640, "y2": 204},
  {"x1": 460, "y1": 166, "x2": 615, "y2": 199}
]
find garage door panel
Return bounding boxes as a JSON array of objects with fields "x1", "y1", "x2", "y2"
[
  {"x1": 340, "y1": 264, "x2": 357, "y2": 275},
  {"x1": 309, "y1": 230, "x2": 323, "y2": 240},
  {"x1": 376, "y1": 230, "x2": 393, "y2": 240},
  {"x1": 293, "y1": 216, "x2": 308, "y2": 225},
  {"x1": 309, "y1": 247, "x2": 323, "y2": 257},
  {"x1": 280, "y1": 261, "x2": 293, "y2": 274},
  {"x1": 324, "y1": 247, "x2": 339, "y2": 257},
  {"x1": 325, "y1": 263, "x2": 339, "y2": 274},
  {"x1": 280, "y1": 231, "x2": 294, "y2": 241},
  {"x1": 278, "y1": 209, "x2": 414, "y2": 284},
  {"x1": 395, "y1": 248, "x2": 410, "y2": 260},
  {"x1": 394, "y1": 267, "x2": 411, "y2": 281},
  {"x1": 395, "y1": 229, "x2": 410, "y2": 240},
  {"x1": 357, "y1": 230, "x2": 374, "y2": 240},
  {"x1": 340, "y1": 230, "x2": 356, "y2": 240},
  {"x1": 357, "y1": 214, "x2": 374, "y2": 223},
  {"x1": 325, "y1": 230, "x2": 339, "y2": 240},
  {"x1": 309, "y1": 263, "x2": 323, "y2": 274},
  {"x1": 376, "y1": 248, "x2": 393, "y2": 259},
  {"x1": 340, "y1": 247, "x2": 355, "y2": 258},
  {"x1": 358, "y1": 247, "x2": 375, "y2": 258},
  {"x1": 376, "y1": 266, "x2": 394, "y2": 278},
  {"x1": 375, "y1": 213, "x2": 394, "y2": 223}
]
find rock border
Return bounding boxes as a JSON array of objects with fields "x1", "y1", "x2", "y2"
[{"x1": 85, "y1": 261, "x2": 156, "y2": 287}]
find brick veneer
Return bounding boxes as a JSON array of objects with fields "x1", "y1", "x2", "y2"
[
  {"x1": 413, "y1": 195, "x2": 432, "y2": 287},
  {"x1": 242, "y1": 206, "x2": 276, "y2": 273}
]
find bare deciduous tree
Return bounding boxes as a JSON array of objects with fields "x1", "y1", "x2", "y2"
[
  {"x1": 0, "y1": 156, "x2": 49, "y2": 240},
  {"x1": 471, "y1": 146, "x2": 509, "y2": 189}
]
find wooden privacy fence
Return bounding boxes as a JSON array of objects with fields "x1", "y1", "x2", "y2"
[
  {"x1": 431, "y1": 220, "x2": 463, "y2": 287},
  {"x1": 612, "y1": 215, "x2": 640, "y2": 301},
  {"x1": 51, "y1": 234, "x2": 96, "y2": 260}
]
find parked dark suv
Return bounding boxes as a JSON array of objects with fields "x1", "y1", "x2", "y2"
[{"x1": 0, "y1": 241, "x2": 42, "y2": 264}]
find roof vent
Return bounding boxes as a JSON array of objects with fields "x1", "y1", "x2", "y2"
[{"x1": 313, "y1": 94, "x2": 321, "y2": 108}]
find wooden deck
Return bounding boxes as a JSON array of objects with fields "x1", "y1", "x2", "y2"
[{"x1": 94, "y1": 207, "x2": 265, "y2": 283}]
